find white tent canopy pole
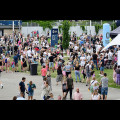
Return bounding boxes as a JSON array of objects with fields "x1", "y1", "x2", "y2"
[{"x1": 102, "y1": 34, "x2": 120, "y2": 51}]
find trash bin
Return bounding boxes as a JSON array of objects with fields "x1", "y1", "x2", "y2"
[{"x1": 30, "y1": 63, "x2": 38, "y2": 75}]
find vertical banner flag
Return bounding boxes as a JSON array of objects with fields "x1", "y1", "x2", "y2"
[
  {"x1": 51, "y1": 28, "x2": 58, "y2": 47},
  {"x1": 103, "y1": 23, "x2": 110, "y2": 47}
]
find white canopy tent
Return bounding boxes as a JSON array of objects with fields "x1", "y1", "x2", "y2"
[{"x1": 102, "y1": 34, "x2": 120, "y2": 51}]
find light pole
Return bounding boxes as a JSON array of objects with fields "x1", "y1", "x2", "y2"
[{"x1": 13, "y1": 20, "x2": 14, "y2": 56}]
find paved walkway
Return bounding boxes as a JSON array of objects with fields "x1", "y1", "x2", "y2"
[{"x1": 0, "y1": 71, "x2": 120, "y2": 100}]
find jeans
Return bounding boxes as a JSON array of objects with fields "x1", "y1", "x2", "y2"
[
  {"x1": 75, "y1": 70, "x2": 81, "y2": 82},
  {"x1": 93, "y1": 60, "x2": 98, "y2": 70},
  {"x1": 65, "y1": 88, "x2": 73, "y2": 100}
]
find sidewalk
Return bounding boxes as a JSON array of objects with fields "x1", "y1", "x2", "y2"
[{"x1": 0, "y1": 71, "x2": 120, "y2": 100}]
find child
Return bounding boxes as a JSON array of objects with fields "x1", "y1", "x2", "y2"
[{"x1": 11, "y1": 59, "x2": 15, "y2": 73}]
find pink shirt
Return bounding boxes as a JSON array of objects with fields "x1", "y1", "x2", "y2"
[
  {"x1": 41, "y1": 68, "x2": 47, "y2": 77},
  {"x1": 73, "y1": 92, "x2": 82, "y2": 100}
]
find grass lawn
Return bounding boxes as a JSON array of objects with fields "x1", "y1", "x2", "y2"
[{"x1": 7, "y1": 55, "x2": 120, "y2": 89}]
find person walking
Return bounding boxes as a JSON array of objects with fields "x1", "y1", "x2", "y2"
[
  {"x1": 56, "y1": 65, "x2": 63, "y2": 85},
  {"x1": 99, "y1": 73, "x2": 108, "y2": 100},
  {"x1": 74, "y1": 61, "x2": 81, "y2": 83},
  {"x1": 41, "y1": 81, "x2": 51, "y2": 100},
  {"x1": 65, "y1": 63, "x2": 71, "y2": 78},
  {"x1": 65, "y1": 74, "x2": 74, "y2": 100},
  {"x1": 115, "y1": 65, "x2": 120, "y2": 86}
]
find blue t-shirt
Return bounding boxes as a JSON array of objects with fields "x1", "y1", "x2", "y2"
[{"x1": 13, "y1": 55, "x2": 18, "y2": 64}]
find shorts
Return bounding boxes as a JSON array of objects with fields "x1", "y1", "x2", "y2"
[
  {"x1": 15, "y1": 63, "x2": 18, "y2": 67},
  {"x1": 81, "y1": 62, "x2": 85, "y2": 67},
  {"x1": 49, "y1": 62, "x2": 54, "y2": 68},
  {"x1": 86, "y1": 72, "x2": 91, "y2": 78},
  {"x1": 100, "y1": 67, "x2": 104, "y2": 71},
  {"x1": 101, "y1": 87, "x2": 108, "y2": 95}
]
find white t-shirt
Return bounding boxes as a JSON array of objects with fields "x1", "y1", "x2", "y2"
[
  {"x1": 27, "y1": 50, "x2": 32, "y2": 57},
  {"x1": 80, "y1": 57, "x2": 86, "y2": 63},
  {"x1": 91, "y1": 94, "x2": 100, "y2": 100},
  {"x1": 90, "y1": 80, "x2": 98, "y2": 86},
  {"x1": 16, "y1": 97, "x2": 26, "y2": 100},
  {"x1": 74, "y1": 46, "x2": 79, "y2": 51},
  {"x1": 108, "y1": 52, "x2": 113, "y2": 60}
]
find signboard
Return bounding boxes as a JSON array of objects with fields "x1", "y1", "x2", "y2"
[
  {"x1": 103, "y1": 23, "x2": 110, "y2": 47},
  {"x1": 51, "y1": 28, "x2": 58, "y2": 47}
]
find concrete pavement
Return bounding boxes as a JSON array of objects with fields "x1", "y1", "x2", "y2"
[{"x1": 0, "y1": 71, "x2": 120, "y2": 100}]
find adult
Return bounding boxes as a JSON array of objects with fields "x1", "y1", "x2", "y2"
[
  {"x1": 16, "y1": 92, "x2": 26, "y2": 100},
  {"x1": 13, "y1": 53, "x2": 19, "y2": 72},
  {"x1": 65, "y1": 74, "x2": 74, "y2": 100},
  {"x1": 99, "y1": 73, "x2": 108, "y2": 100},
  {"x1": 56, "y1": 65, "x2": 63, "y2": 85},
  {"x1": 22, "y1": 55, "x2": 27, "y2": 72},
  {"x1": 41, "y1": 81, "x2": 51, "y2": 100},
  {"x1": 73, "y1": 88, "x2": 83, "y2": 100},
  {"x1": 115, "y1": 65, "x2": 120, "y2": 86},
  {"x1": 108, "y1": 50, "x2": 113, "y2": 65},
  {"x1": 65, "y1": 63, "x2": 71, "y2": 78},
  {"x1": 85, "y1": 61, "x2": 92, "y2": 86},
  {"x1": 80, "y1": 54, "x2": 86, "y2": 68},
  {"x1": 19, "y1": 77, "x2": 28, "y2": 98},
  {"x1": 92, "y1": 51, "x2": 98, "y2": 70},
  {"x1": 74, "y1": 61, "x2": 81, "y2": 83},
  {"x1": 48, "y1": 53, "x2": 55, "y2": 72},
  {"x1": 27, "y1": 81, "x2": 36, "y2": 100}
]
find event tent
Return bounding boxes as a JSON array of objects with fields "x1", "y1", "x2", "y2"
[
  {"x1": 110, "y1": 26, "x2": 120, "y2": 36},
  {"x1": 102, "y1": 34, "x2": 120, "y2": 51}
]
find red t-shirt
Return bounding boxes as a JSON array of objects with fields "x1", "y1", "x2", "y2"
[{"x1": 41, "y1": 68, "x2": 47, "y2": 77}]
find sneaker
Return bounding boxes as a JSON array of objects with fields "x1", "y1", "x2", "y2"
[
  {"x1": 79, "y1": 81, "x2": 81, "y2": 83},
  {"x1": 1, "y1": 86, "x2": 3, "y2": 89},
  {"x1": 86, "y1": 84, "x2": 88, "y2": 86},
  {"x1": 76, "y1": 81, "x2": 77, "y2": 83}
]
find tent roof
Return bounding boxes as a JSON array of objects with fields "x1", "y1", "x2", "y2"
[
  {"x1": 102, "y1": 34, "x2": 120, "y2": 51},
  {"x1": 110, "y1": 26, "x2": 120, "y2": 35}
]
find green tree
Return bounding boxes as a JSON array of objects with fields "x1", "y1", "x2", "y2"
[{"x1": 62, "y1": 20, "x2": 71, "y2": 49}]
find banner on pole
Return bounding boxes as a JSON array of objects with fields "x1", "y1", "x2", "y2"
[
  {"x1": 103, "y1": 23, "x2": 110, "y2": 47},
  {"x1": 51, "y1": 29, "x2": 58, "y2": 47}
]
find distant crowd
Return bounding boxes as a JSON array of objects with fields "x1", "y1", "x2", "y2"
[{"x1": 0, "y1": 30, "x2": 119, "y2": 100}]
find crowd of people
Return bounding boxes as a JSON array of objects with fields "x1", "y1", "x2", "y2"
[{"x1": 0, "y1": 30, "x2": 119, "y2": 100}]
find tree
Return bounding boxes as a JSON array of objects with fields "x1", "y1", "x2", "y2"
[{"x1": 62, "y1": 20, "x2": 71, "y2": 49}]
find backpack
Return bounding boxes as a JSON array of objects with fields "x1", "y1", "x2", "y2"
[{"x1": 5, "y1": 58, "x2": 7, "y2": 63}]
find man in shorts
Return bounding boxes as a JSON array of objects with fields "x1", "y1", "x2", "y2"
[
  {"x1": 49, "y1": 53, "x2": 54, "y2": 72},
  {"x1": 99, "y1": 73, "x2": 108, "y2": 100}
]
